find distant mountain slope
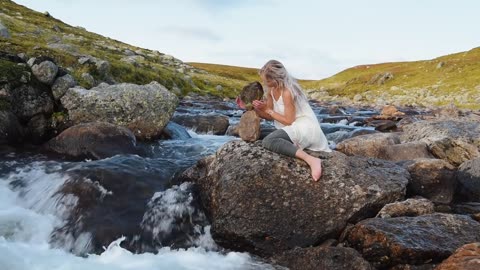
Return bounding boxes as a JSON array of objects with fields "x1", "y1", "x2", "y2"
[
  {"x1": 0, "y1": 0, "x2": 239, "y2": 97},
  {"x1": 303, "y1": 47, "x2": 480, "y2": 109}
]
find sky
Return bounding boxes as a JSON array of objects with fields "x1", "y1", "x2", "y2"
[{"x1": 13, "y1": 0, "x2": 480, "y2": 80}]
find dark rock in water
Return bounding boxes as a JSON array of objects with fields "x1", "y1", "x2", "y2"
[
  {"x1": 271, "y1": 246, "x2": 374, "y2": 270},
  {"x1": 456, "y1": 158, "x2": 480, "y2": 202},
  {"x1": 26, "y1": 113, "x2": 51, "y2": 144},
  {"x1": 160, "y1": 121, "x2": 191, "y2": 140},
  {"x1": 51, "y1": 164, "x2": 207, "y2": 255},
  {"x1": 368, "y1": 119, "x2": 398, "y2": 131},
  {"x1": 399, "y1": 158, "x2": 456, "y2": 204},
  {"x1": 345, "y1": 213, "x2": 480, "y2": 268},
  {"x1": 239, "y1": 81, "x2": 263, "y2": 110},
  {"x1": 434, "y1": 242, "x2": 480, "y2": 270},
  {"x1": 452, "y1": 202, "x2": 480, "y2": 215},
  {"x1": 0, "y1": 111, "x2": 23, "y2": 144},
  {"x1": 61, "y1": 82, "x2": 178, "y2": 140},
  {"x1": 172, "y1": 113, "x2": 229, "y2": 135},
  {"x1": 180, "y1": 140, "x2": 409, "y2": 256},
  {"x1": 44, "y1": 122, "x2": 139, "y2": 160}
]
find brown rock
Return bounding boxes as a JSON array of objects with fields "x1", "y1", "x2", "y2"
[
  {"x1": 376, "y1": 198, "x2": 435, "y2": 218},
  {"x1": 435, "y1": 243, "x2": 480, "y2": 270},
  {"x1": 336, "y1": 132, "x2": 401, "y2": 158},
  {"x1": 346, "y1": 213, "x2": 480, "y2": 268},
  {"x1": 172, "y1": 114, "x2": 229, "y2": 135},
  {"x1": 238, "y1": 110, "x2": 261, "y2": 142},
  {"x1": 44, "y1": 122, "x2": 138, "y2": 160},
  {"x1": 271, "y1": 246, "x2": 374, "y2": 270},
  {"x1": 382, "y1": 105, "x2": 406, "y2": 117},
  {"x1": 383, "y1": 142, "x2": 434, "y2": 161}
]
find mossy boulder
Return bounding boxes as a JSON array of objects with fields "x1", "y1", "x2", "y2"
[{"x1": 61, "y1": 81, "x2": 178, "y2": 140}]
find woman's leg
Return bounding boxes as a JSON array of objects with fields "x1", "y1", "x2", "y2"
[{"x1": 262, "y1": 129, "x2": 322, "y2": 181}]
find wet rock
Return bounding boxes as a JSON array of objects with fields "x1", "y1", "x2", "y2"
[
  {"x1": 376, "y1": 198, "x2": 435, "y2": 218},
  {"x1": 345, "y1": 213, "x2": 480, "y2": 268},
  {"x1": 172, "y1": 113, "x2": 229, "y2": 135},
  {"x1": 400, "y1": 158, "x2": 456, "y2": 204},
  {"x1": 456, "y1": 158, "x2": 480, "y2": 202},
  {"x1": 180, "y1": 141, "x2": 409, "y2": 256},
  {"x1": 25, "y1": 113, "x2": 50, "y2": 144},
  {"x1": 31, "y1": 60, "x2": 58, "y2": 85},
  {"x1": 61, "y1": 82, "x2": 178, "y2": 140},
  {"x1": 44, "y1": 122, "x2": 138, "y2": 160},
  {"x1": 238, "y1": 110, "x2": 261, "y2": 142},
  {"x1": 435, "y1": 242, "x2": 480, "y2": 270},
  {"x1": 0, "y1": 111, "x2": 23, "y2": 144},
  {"x1": 160, "y1": 121, "x2": 191, "y2": 140},
  {"x1": 271, "y1": 246, "x2": 374, "y2": 270}
]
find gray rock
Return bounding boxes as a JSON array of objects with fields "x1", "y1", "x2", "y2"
[
  {"x1": 456, "y1": 158, "x2": 480, "y2": 202},
  {"x1": 346, "y1": 213, "x2": 480, "y2": 268},
  {"x1": 180, "y1": 141, "x2": 409, "y2": 256},
  {"x1": 95, "y1": 60, "x2": 110, "y2": 77},
  {"x1": 27, "y1": 57, "x2": 36, "y2": 67},
  {"x1": 31, "y1": 60, "x2": 58, "y2": 85},
  {"x1": 0, "y1": 21, "x2": 10, "y2": 38},
  {"x1": 123, "y1": 49, "x2": 135, "y2": 56},
  {"x1": 60, "y1": 82, "x2": 178, "y2": 140},
  {"x1": 52, "y1": 74, "x2": 77, "y2": 100},
  {"x1": 81, "y1": 73, "x2": 95, "y2": 88},
  {"x1": 11, "y1": 84, "x2": 54, "y2": 121},
  {"x1": 336, "y1": 132, "x2": 401, "y2": 158}
]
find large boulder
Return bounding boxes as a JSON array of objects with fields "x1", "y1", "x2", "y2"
[
  {"x1": 60, "y1": 82, "x2": 178, "y2": 140},
  {"x1": 44, "y1": 122, "x2": 139, "y2": 160},
  {"x1": 345, "y1": 213, "x2": 480, "y2": 268},
  {"x1": 180, "y1": 140, "x2": 409, "y2": 256},
  {"x1": 271, "y1": 246, "x2": 374, "y2": 270},
  {"x1": 51, "y1": 74, "x2": 76, "y2": 100},
  {"x1": 402, "y1": 120, "x2": 480, "y2": 166},
  {"x1": 400, "y1": 158, "x2": 457, "y2": 204},
  {"x1": 456, "y1": 158, "x2": 480, "y2": 202},
  {"x1": 171, "y1": 113, "x2": 229, "y2": 135}
]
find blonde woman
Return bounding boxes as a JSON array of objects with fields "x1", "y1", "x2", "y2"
[{"x1": 252, "y1": 60, "x2": 331, "y2": 181}]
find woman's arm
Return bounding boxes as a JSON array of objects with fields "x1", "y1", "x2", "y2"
[
  {"x1": 253, "y1": 90, "x2": 274, "y2": 120},
  {"x1": 266, "y1": 89, "x2": 296, "y2": 126}
]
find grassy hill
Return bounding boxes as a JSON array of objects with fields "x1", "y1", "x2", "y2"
[
  {"x1": 1, "y1": 0, "x2": 478, "y2": 109},
  {"x1": 303, "y1": 47, "x2": 480, "y2": 109},
  {"x1": 0, "y1": 0, "x2": 241, "y2": 97}
]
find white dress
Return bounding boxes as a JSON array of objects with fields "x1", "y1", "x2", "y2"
[{"x1": 272, "y1": 91, "x2": 331, "y2": 152}]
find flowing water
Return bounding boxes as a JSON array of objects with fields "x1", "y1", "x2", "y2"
[{"x1": 0, "y1": 100, "x2": 374, "y2": 270}]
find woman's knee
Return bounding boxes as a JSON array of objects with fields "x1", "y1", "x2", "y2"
[{"x1": 262, "y1": 136, "x2": 274, "y2": 149}]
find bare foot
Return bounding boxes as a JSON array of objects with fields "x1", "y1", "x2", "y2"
[{"x1": 309, "y1": 157, "x2": 322, "y2": 181}]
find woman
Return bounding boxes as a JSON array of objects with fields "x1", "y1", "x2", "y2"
[{"x1": 252, "y1": 60, "x2": 331, "y2": 181}]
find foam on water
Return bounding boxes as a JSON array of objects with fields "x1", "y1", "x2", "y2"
[{"x1": 0, "y1": 162, "x2": 273, "y2": 270}]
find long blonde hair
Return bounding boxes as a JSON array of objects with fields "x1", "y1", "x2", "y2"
[{"x1": 259, "y1": 60, "x2": 308, "y2": 107}]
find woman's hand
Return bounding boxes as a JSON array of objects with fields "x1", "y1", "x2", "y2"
[{"x1": 252, "y1": 100, "x2": 267, "y2": 112}]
